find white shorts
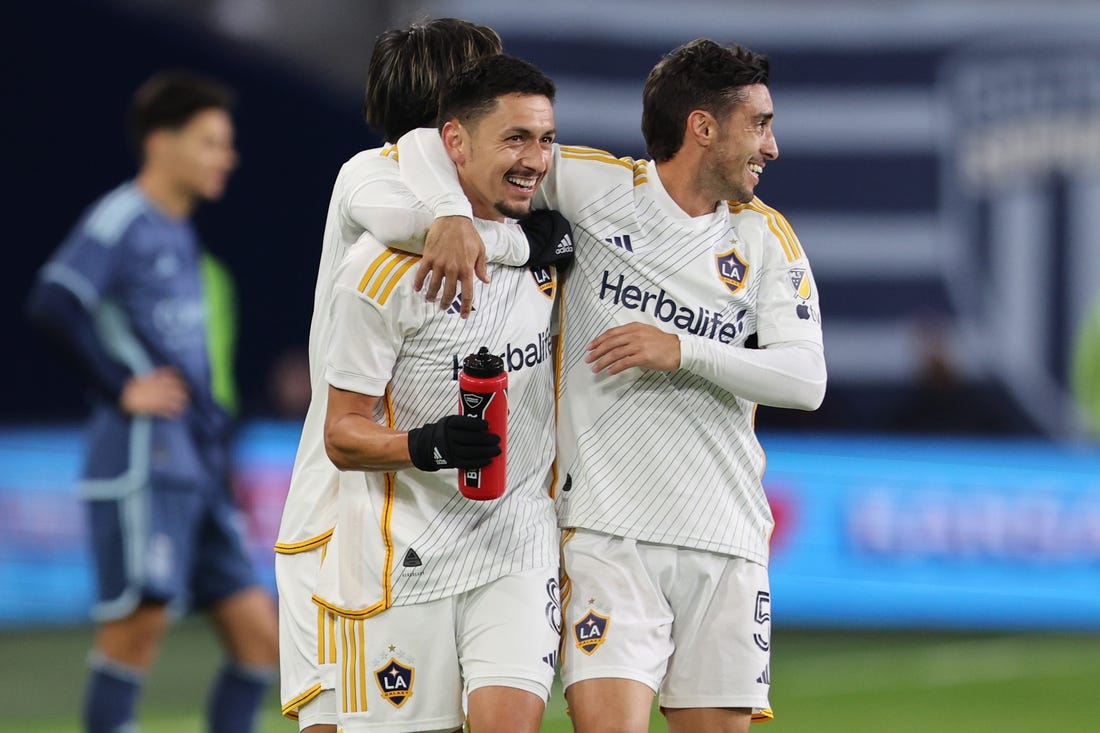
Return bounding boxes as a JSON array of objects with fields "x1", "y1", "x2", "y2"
[
  {"x1": 275, "y1": 543, "x2": 338, "y2": 727},
  {"x1": 560, "y1": 529, "x2": 772, "y2": 714},
  {"x1": 335, "y1": 565, "x2": 560, "y2": 733}
]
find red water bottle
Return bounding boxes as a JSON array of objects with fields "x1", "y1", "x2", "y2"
[{"x1": 458, "y1": 346, "x2": 507, "y2": 500}]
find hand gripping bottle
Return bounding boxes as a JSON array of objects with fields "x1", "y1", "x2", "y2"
[{"x1": 458, "y1": 346, "x2": 508, "y2": 500}]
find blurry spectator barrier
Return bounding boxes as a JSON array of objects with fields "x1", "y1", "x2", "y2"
[{"x1": 2, "y1": 424, "x2": 1099, "y2": 629}]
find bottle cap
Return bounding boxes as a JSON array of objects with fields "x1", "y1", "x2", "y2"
[{"x1": 462, "y1": 346, "x2": 504, "y2": 378}]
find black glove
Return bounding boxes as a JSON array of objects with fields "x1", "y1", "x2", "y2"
[
  {"x1": 407, "y1": 415, "x2": 501, "y2": 471},
  {"x1": 521, "y1": 209, "x2": 575, "y2": 271}
]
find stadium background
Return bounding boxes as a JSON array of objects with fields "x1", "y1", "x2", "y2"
[{"x1": 5, "y1": 0, "x2": 1100, "y2": 730}]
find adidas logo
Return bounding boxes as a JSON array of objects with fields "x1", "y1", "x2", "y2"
[
  {"x1": 542, "y1": 650, "x2": 558, "y2": 669},
  {"x1": 605, "y1": 234, "x2": 633, "y2": 252},
  {"x1": 445, "y1": 298, "x2": 476, "y2": 315},
  {"x1": 756, "y1": 665, "x2": 770, "y2": 685},
  {"x1": 432, "y1": 447, "x2": 446, "y2": 465},
  {"x1": 402, "y1": 548, "x2": 422, "y2": 567},
  {"x1": 555, "y1": 233, "x2": 574, "y2": 255}
]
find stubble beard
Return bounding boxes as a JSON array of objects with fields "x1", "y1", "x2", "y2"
[{"x1": 495, "y1": 199, "x2": 533, "y2": 220}]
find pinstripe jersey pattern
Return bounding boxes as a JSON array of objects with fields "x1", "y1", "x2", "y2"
[
  {"x1": 276, "y1": 146, "x2": 536, "y2": 552},
  {"x1": 539, "y1": 146, "x2": 824, "y2": 566},
  {"x1": 313, "y1": 232, "x2": 558, "y2": 615}
]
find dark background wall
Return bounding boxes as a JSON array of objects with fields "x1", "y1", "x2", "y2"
[
  {"x1": 8, "y1": 0, "x2": 382, "y2": 419},
  {"x1": 9, "y1": 0, "x2": 1078, "y2": 436}
]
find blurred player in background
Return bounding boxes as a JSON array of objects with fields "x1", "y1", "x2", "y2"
[
  {"x1": 26, "y1": 72, "x2": 278, "y2": 733},
  {"x1": 313, "y1": 54, "x2": 564, "y2": 733},
  {"x1": 273, "y1": 20, "x2": 570, "y2": 732},
  {"x1": 396, "y1": 38, "x2": 826, "y2": 733}
]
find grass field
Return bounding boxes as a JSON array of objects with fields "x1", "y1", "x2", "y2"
[{"x1": 3, "y1": 619, "x2": 1099, "y2": 732}]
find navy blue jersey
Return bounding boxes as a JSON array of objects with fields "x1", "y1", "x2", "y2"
[{"x1": 36, "y1": 182, "x2": 228, "y2": 495}]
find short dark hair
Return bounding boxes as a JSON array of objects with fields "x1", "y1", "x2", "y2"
[
  {"x1": 437, "y1": 54, "x2": 556, "y2": 130},
  {"x1": 127, "y1": 71, "x2": 234, "y2": 156},
  {"x1": 364, "y1": 18, "x2": 502, "y2": 142},
  {"x1": 641, "y1": 39, "x2": 770, "y2": 162}
]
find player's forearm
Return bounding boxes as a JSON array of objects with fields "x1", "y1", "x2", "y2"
[
  {"x1": 350, "y1": 202, "x2": 434, "y2": 253},
  {"x1": 678, "y1": 336, "x2": 827, "y2": 410},
  {"x1": 353, "y1": 156, "x2": 528, "y2": 266},
  {"x1": 473, "y1": 219, "x2": 530, "y2": 266},
  {"x1": 397, "y1": 127, "x2": 473, "y2": 219},
  {"x1": 324, "y1": 413, "x2": 413, "y2": 472}
]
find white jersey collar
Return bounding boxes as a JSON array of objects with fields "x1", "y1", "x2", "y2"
[{"x1": 646, "y1": 161, "x2": 726, "y2": 230}]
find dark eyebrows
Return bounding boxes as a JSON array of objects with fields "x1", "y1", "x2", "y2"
[{"x1": 502, "y1": 126, "x2": 557, "y2": 138}]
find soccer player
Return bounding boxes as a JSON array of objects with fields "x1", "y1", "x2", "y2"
[
  {"x1": 312, "y1": 54, "x2": 562, "y2": 733},
  {"x1": 273, "y1": 23, "x2": 570, "y2": 732},
  {"x1": 26, "y1": 72, "x2": 278, "y2": 733},
  {"x1": 394, "y1": 38, "x2": 827, "y2": 733}
]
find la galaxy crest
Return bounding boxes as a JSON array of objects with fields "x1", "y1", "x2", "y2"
[
  {"x1": 374, "y1": 657, "x2": 414, "y2": 708},
  {"x1": 530, "y1": 265, "x2": 556, "y2": 299},
  {"x1": 715, "y1": 247, "x2": 749, "y2": 294},
  {"x1": 573, "y1": 610, "x2": 610, "y2": 655}
]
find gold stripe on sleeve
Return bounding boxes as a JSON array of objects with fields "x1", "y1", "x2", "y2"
[
  {"x1": 743, "y1": 199, "x2": 798, "y2": 263},
  {"x1": 366, "y1": 253, "x2": 416, "y2": 299},
  {"x1": 274, "y1": 528, "x2": 334, "y2": 554},
  {"x1": 376, "y1": 257, "x2": 421, "y2": 305},
  {"x1": 358, "y1": 251, "x2": 400, "y2": 292},
  {"x1": 750, "y1": 198, "x2": 804, "y2": 261},
  {"x1": 560, "y1": 146, "x2": 635, "y2": 170},
  {"x1": 559, "y1": 144, "x2": 614, "y2": 157},
  {"x1": 760, "y1": 199, "x2": 804, "y2": 259}
]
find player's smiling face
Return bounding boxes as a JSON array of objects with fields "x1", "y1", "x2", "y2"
[
  {"x1": 707, "y1": 83, "x2": 778, "y2": 204},
  {"x1": 452, "y1": 93, "x2": 555, "y2": 221}
]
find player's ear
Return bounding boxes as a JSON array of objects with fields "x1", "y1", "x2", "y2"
[
  {"x1": 686, "y1": 109, "x2": 716, "y2": 149},
  {"x1": 441, "y1": 119, "x2": 468, "y2": 166}
]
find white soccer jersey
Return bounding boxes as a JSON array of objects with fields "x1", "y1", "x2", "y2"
[
  {"x1": 274, "y1": 146, "x2": 532, "y2": 721},
  {"x1": 311, "y1": 231, "x2": 559, "y2": 616},
  {"x1": 399, "y1": 132, "x2": 824, "y2": 567},
  {"x1": 274, "y1": 146, "x2": 530, "y2": 553}
]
